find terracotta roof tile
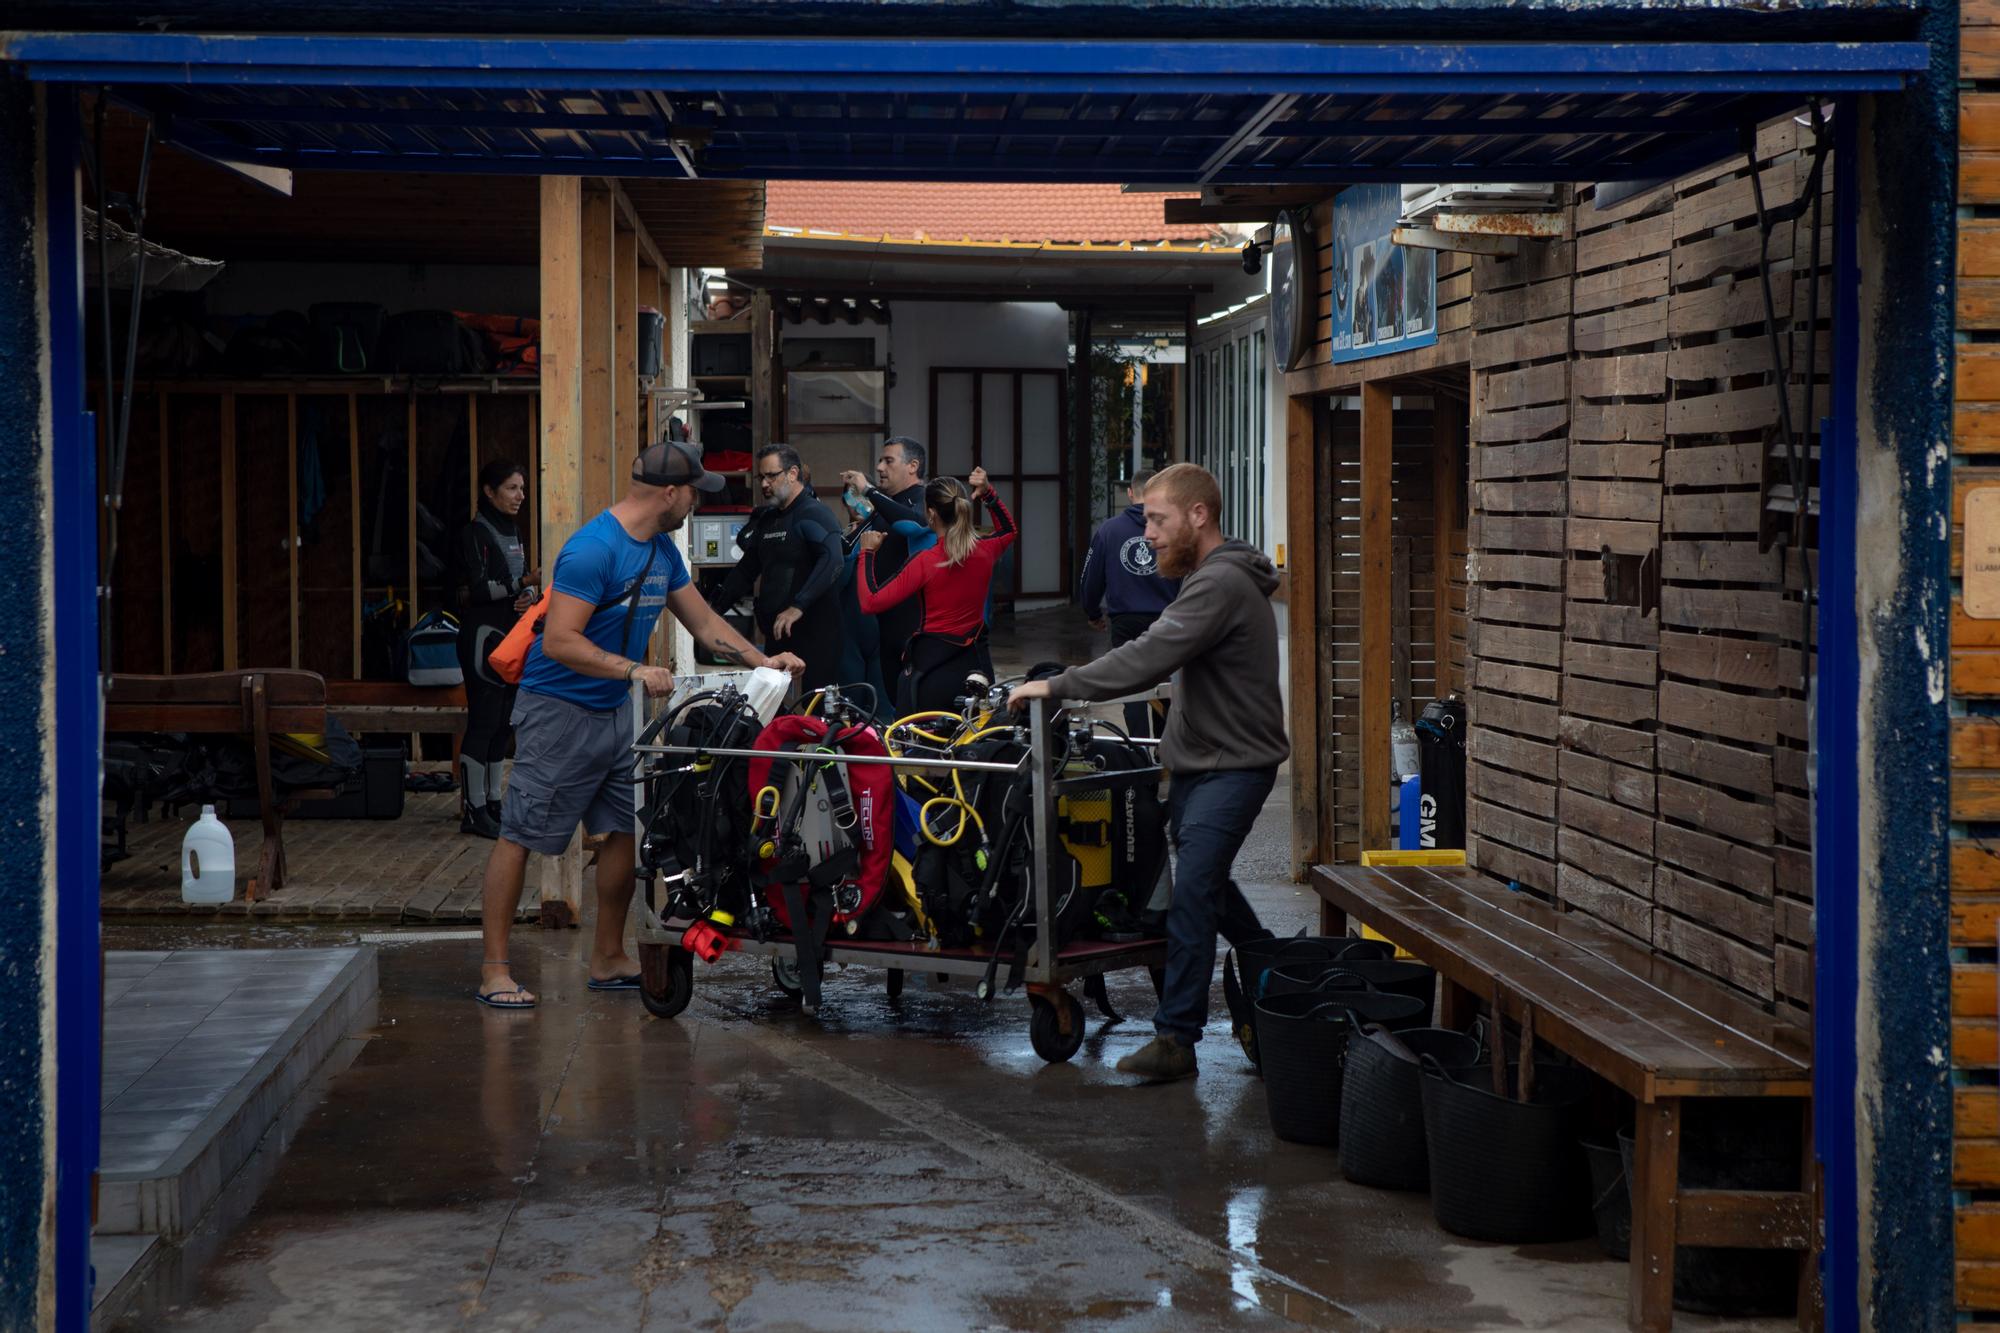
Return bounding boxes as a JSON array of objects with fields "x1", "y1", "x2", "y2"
[{"x1": 765, "y1": 181, "x2": 1219, "y2": 246}]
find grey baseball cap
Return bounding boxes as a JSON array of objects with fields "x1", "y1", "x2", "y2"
[{"x1": 633, "y1": 438, "x2": 725, "y2": 493}]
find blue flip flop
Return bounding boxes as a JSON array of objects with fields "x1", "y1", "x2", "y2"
[
  {"x1": 474, "y1": 987, "x2": 537, "y2": 1009},
  {"x1": 587, "y1": 974, "x2": 643, "y2": 992}
]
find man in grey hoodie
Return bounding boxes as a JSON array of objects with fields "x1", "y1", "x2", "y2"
[{"x1": 1009, "y1": 463, "x2": 1289, "y2": 1081}]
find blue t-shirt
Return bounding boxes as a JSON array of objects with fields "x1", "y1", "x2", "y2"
[{"x1": 519, "y1": 510, "x2": 691, "y2": 711}]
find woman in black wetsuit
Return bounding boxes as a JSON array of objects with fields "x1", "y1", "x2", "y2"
[{"x1": 455, "y1": 460, "x2": 537, "y2": 838}]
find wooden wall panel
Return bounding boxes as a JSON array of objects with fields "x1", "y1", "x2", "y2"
[
  {"x1": 1465, "y1": 220, "x2": 1574, "y2": 901},
  {"x1": 1561, "y1": 180, "x2": 1670, "y2": 948},
  {"x1": 1325, "y1": 404, "x2": 1363, "y2": 864},
  {"x1": 296, "y1": 395, "x2": 356, "y2": 681},
  {"x1": 1653, "y1": 120, "x2": 1825, "y2": 1015}
]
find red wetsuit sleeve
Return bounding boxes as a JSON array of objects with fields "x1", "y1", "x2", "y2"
[
  {"x1": 981, "y1": 490, "x2": 1018, "y2": 552},
  {"x1": 859, "y1": 544, "x2": 939, "y2": 614}
]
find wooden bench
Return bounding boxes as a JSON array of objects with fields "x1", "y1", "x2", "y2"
[
  {"x1": 1312, "y1": 861, "x2": 1816, "y2": 1333},
  {"x1": 324, "y1": 680, "x2": 467, "y2": 738},
  {"x1": 106, "y1": 671, "x2": 332, "y2": 901}
]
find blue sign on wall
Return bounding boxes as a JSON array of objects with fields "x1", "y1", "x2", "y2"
[{"x1": 1329, "y1": 184, "x2": 1437, "y2": 364}]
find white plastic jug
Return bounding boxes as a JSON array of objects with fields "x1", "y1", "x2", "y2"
[{"x1": 181, "y1": 805, "x2": 236, "y2": 904}]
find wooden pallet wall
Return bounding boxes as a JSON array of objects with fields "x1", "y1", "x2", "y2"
[
  {"x1": 1556, "y1": 181, "x2": 1671, "y2": 948},
  {"x1": 1652, "y1": 118, "x2": 1828, "y2": 1012},
  {"x1": 1464, "y1": 224, "x2": 1575, "y2": 901},
  {"x1": 1451, "y1": 125, "x2": 1825, "y2": 1004},
  {"x1": 1956, "y1": 1, "x2": 2000, "y2": 1312}
]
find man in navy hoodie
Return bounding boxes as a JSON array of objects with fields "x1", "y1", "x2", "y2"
[{"x1": 1078, "y1": 469, "x2": 1179, "y2": 737}]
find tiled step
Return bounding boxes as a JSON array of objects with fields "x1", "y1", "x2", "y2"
[{"x1": 97, "y1": 947, "x2": 378, "y2": 1239}]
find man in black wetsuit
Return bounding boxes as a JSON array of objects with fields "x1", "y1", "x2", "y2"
[
  {"x1": 710, "y1": 443, "x2": 846, "y2": 691},
  {"x1": 840, "y1": 435, "x2": 929, "y2": 682}
]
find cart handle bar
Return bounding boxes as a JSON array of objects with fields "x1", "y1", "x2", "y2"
[{"x1": 631, "y1": 743, "x2": 1027, "y2": 774}]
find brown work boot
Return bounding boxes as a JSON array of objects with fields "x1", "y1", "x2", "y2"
[{"x1": 1116, "y1": 1034, "x2": 1197, "y2": 1083}]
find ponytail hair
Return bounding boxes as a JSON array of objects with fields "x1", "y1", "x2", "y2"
[{"x1": 926, "y1": 477, "x2": 978, "y2": 567}]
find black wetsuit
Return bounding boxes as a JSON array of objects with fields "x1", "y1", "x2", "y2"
[
  {"x1": 710, "y1": 492, "x2": 846, "y2": 691},
  {"x1": 861, "y1": 482, "x2": 929, "y2": 677},
  {"x1": 456, "y1": 504, "x2": 526, "y2": 806}
]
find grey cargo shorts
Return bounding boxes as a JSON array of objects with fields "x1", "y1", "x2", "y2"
[{"x1": 499, "y1": 690, "x2": 636, "y2": 854}]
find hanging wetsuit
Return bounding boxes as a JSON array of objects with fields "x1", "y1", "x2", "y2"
[
  {"x1": 858, "y1": 492, "x2": 1018, "y2": 716},
  {"x1": 858, "y1": 482, "x2": 930, "y2": 676},
  {"x1": 709, "y1": 491, "x2": 846, "y2": 691},
  {"x1": 456, "y1": 502, "x2": 527, "y2": 831}
]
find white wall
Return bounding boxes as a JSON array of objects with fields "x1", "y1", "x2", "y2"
[
  {"x1": 200, "y1": 262, "x2": 538, "y2": 318},
  {"x1": 886, "y1": 300, "x2": 1069, "y2": 440}
]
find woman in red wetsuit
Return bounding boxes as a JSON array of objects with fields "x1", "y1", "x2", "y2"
[{"x1": 857, "y1": 466, "x2": 1016, "y2": 716}]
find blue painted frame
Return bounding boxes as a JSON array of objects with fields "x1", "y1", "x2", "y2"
[
  {"x1": 2, "y1": 34, "x2": 1929, "y2": 89},
  {"x1": 43, "y1": 86, "x2": 100, "y2": 1332},
  {"x1": 1816, "y1": 95, "x2": 1861, "y2": 1332},
  {"x1": 1, "y1": 34, "x2": 1927, "y2": 187}
]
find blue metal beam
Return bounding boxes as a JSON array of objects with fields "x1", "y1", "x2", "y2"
[{"x1": 1, "y1": 33, "x2": 1928, "y2": 95}]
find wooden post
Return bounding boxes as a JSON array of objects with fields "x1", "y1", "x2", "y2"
[
  {"x1": 287, "y1": 393, "x2": 301, "y2": 668},
  {"x1": 750, "y1": 287, "x2": 774, "y2": 448},
  {"x1": 348, "y1": 393, "x2": 362, "y2": 679},
  {"x1": 406, "y1": 396, "x2": 419, "y2": 616},
  {"x1": 525, "y1": 393, "x2": 540, "y2": 576},
  {"x1": 1629, "y1": 1098, "x2": 1683, "y2": 1331},
  {"x1": 1285, "y1": 392, "x2": 1321, "y2": 885},
  {"x1": 615, "y1": 226, "x2": 640, "y2": 484},
  {"x1": 581, "y1": 186, "x2": 616, "y2": 519},
  {"x1": 1360, "y1": 379, "x2": 1394, "y2": 855},
  {"x1": 221, "y1": 391, "x2": 239, "y2": 670},
  {"x1": 664, "y1": 264, "x2": 696, "y2": 673},
  {"x1": 159, "y1": 391, "x2": 173, "y2": 672},
  {"x1": 1432, "y1": 400, "x2": 1461, "y2": 695},
  {"x1": 538, "y1": 174, "x2": 587, "y2": 929},
  {"x1": 466, "y1": 395, "x2": 480, "y2": 519}
]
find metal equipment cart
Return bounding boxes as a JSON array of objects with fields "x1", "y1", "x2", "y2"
[{"x1": 631, "y1": 693, "x2": 1170, "y2": 1063}]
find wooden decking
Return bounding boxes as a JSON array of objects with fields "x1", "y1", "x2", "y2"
[{"x1": 100, "y1": 791, "x2": 534, "y2": 923}]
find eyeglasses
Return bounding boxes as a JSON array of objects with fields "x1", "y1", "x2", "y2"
[{"x1": 757, "y1": 470, "x2": 790, "y2": 481}]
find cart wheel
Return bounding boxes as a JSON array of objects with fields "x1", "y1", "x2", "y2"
[
  {"x1": 640, "y1": 944, "x2": 694, "y2": 1020},
  {"x1": 771, "y1": 955, "x2": 804, "y2": 999},
  {"x1": 885, "y1": 968, "x2": 904, "y2": 999},
  {"x1": 1028, "y1": 990, "x2": 1086, "y2": 1064}
]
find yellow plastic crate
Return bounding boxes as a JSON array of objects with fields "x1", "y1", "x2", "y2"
[{"x1": 1355, "y1": 849, "x2": 1466, "y2": 958}]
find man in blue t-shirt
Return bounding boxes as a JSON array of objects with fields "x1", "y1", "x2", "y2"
[{"x1": 477, "y1": 440, "x2": 804, "y2": 1009}]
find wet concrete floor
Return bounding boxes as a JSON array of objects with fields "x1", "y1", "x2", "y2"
[
  {"x1": 99, "y1": 610, "x2": 1781, "y2": 1331},
  {"x1": 101, "y1": 782, "x2": 1773, "y2": 1333}
]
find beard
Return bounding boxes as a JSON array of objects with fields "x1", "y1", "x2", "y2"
[{"x1": 1153, "y1": 529, "x2": 1200, "y2": 579}]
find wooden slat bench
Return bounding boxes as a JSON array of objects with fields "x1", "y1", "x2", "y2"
[
  {"x1": 324, "y1": 680, "x2": 467, "y2": 737},
  {"x1": 1312, "y1": 861, "x2": 1816, "y2": 1332},
  {"x1": 106, "y1": 671, "x2": 332, "y2": 901}
]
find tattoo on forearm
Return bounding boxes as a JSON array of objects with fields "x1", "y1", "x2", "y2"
[{"x1": 708, "y1": 635, "x2": 751, "y2": 666}]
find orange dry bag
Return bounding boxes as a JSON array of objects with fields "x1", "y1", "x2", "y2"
[{"x1": 485, "y1": 543, "x2": 656, "y2": 685}]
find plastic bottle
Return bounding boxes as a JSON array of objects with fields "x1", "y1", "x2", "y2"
[
  {"x1": 181, "y1": 805, "x2": 236, "y2": 904},
  {"x1": 1389, "y1": 700, "x2": 1421, "y2": 784}
]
